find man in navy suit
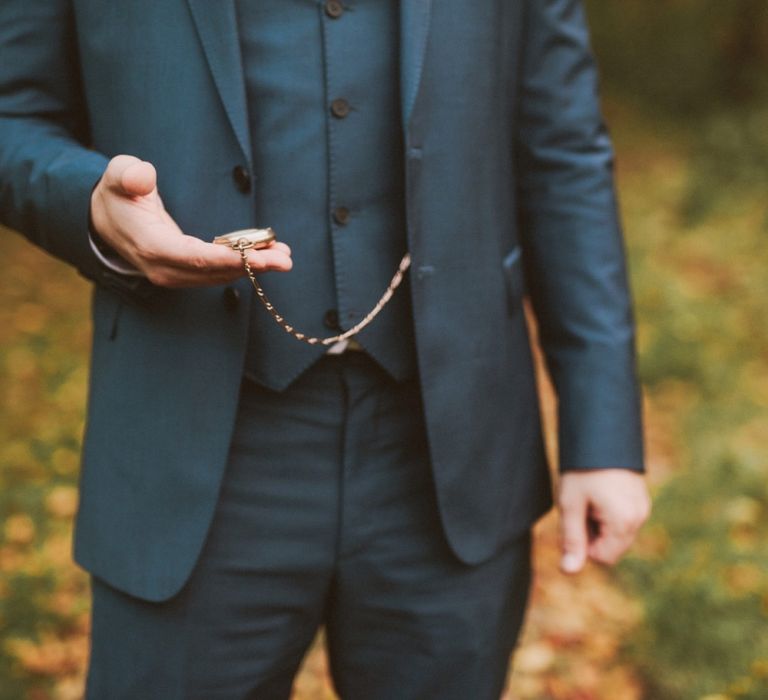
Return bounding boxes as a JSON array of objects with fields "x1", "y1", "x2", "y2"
[{"x1": 0, "y1": 1, "x2": 650, "y2": 697}]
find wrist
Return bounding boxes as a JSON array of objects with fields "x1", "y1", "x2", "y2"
[{"x1": 88, "y1": 181, "x2": 144, "y2": 278}]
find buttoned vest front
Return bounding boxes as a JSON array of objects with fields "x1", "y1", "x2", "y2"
[{"x1": 237, "y1": 0, "x2": 417, "y2": 390}]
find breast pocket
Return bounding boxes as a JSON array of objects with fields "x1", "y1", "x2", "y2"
[{"x1": 502, "y1": 246, "x2": 526, "y2": 316}]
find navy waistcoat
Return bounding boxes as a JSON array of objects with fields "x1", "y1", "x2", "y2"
[{"x1": 237, "y1": 0, "x2": 417, "y2": 390}]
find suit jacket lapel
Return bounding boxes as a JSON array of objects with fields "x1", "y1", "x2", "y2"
[
  {"x1": 400, "y1": 0, "x2": 434, "y2": 128},
  {"x1": 186, "y1": 0, "x2": 252, "y2": 167}
]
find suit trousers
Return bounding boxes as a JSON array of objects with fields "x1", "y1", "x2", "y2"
[{"x1": 85, "y1": 352, "x2": 532, "y2": 700}]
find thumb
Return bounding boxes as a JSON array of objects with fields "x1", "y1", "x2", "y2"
[
  {"x1": 105, "y1": 155, "x2": 158, "y2": 198},
  {"x1": 559, "y1": 494, "x2": 589, "y2": 575}
]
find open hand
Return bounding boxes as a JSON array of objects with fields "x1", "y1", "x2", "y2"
[
  {"x1": 90, "y1": 155, "x2": 292, "y2": 287},
  {"x1": 558, "y1": 469, "x2": 651, "y2": 574}
]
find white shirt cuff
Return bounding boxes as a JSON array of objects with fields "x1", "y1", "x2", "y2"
[{"x1": 88, "y1": 231, "x2": 145, "y2": 277}]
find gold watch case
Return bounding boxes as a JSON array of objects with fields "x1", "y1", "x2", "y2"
[{"x1": 213, "y1": 227, "x2": 276, "y2": 250}]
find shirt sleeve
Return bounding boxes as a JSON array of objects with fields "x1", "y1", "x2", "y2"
[{"x1": 88, "y1": 230, "x2": 145, "y2": 277}]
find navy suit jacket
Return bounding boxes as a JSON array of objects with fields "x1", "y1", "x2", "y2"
[{"x1": 0, "y1": 0, "x2": 643, "y2": 601}]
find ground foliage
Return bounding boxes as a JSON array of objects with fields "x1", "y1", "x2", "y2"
[{"x1": 586, "y1": 0, "x2": 768, "y2": 116}]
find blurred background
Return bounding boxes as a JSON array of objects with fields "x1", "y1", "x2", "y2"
[{"x1": 1, "y1": 1, "x2": 767, "y2": 698}]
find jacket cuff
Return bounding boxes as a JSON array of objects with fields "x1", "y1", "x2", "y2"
[{"x1": 554, "y1": 351, "x2": 645, "y2": 473}]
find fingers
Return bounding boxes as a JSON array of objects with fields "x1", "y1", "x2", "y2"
[
  {"x1": 121, "y1": 160, "x2": 157, "y2": 197},
  {"x1": 587, "y1": 522, "x2": 632, "y2": 566},
  {"x1": 175, "y1": 237, "x2": 292, "y2": 273},
  {"x1": 103, "y1": 155, "x2": 157, "y2": 197},
  {"x1": 558, "y1": 469, "x2": 651, "y2": 574},
  {"x1": 143, "y1": 238, "x2": 293, "y2": 288},
  {"x1": 588, "y1": 500, "x2": 651, "y2": 566},
  {"x1": 246, "y1": 247, "x2": 293, "y2": 272},
  {"x1": 559, "y1": 492, "x2": 589, "y2": 575},
  {"x1": 269, "y1": 241, "x2": 292, "y2": 256}
]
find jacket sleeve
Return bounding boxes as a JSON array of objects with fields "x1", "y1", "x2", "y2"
[
  {"x1": 0, "y1": 0, "x2": 155, "y2": 303},
  {"x1": 515, "y1": 0, "x2": 644, "y2": 471}
]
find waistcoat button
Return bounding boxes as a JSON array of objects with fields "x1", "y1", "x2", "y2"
[
  {"x1": 223, "y1": 286, "x2": 241, "y2": 309},
  {"x1": 323, "y1": 309, "x2": 340, "y2": 330},
  {"x1": 324, "y1": 0, "x2": 344, "y2": 19},
  {"x1": 332, "y1": 206, "x2": 351, "y2": 225},
  {"x1": 232, "y1": 165, "x2": 252, "y2": 194},
  {"x1": 330, "y1": 98, "x2": 351, "y2": 119}
]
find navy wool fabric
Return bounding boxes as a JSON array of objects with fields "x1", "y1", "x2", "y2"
[
  {"x1": 86, "y1": 354, "x2": 532, "y2": 700},
  {"x1": 237, "y1": 0, "x2": 416, "y2": 388}
]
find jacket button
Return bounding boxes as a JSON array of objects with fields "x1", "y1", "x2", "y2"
[
  {"x1": 223, "y1": 286, "x2": 241, "y2": 310},
  {"x1": 324, "y1": 0, "x2": 344, "y2": 18},
  {"x1": 232, "y1": 165, "x2": 252, "y2": 194},
  {"x1": 330, "y1": 98, "x2": 351, "y2": 119},
  {"x1": 332, "y1": 206, "x2": 350, "y2": 226},
  {"x1": 323, "y1": 309, "x2": 340, "y2": 330}
]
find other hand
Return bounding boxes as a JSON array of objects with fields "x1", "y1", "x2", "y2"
[
  {"x1": 558, "y1": 468, "x2": 651, "y2": 574},
  {"x1": 90, "y1": 155, "x2": 293, "y2": 287}
]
